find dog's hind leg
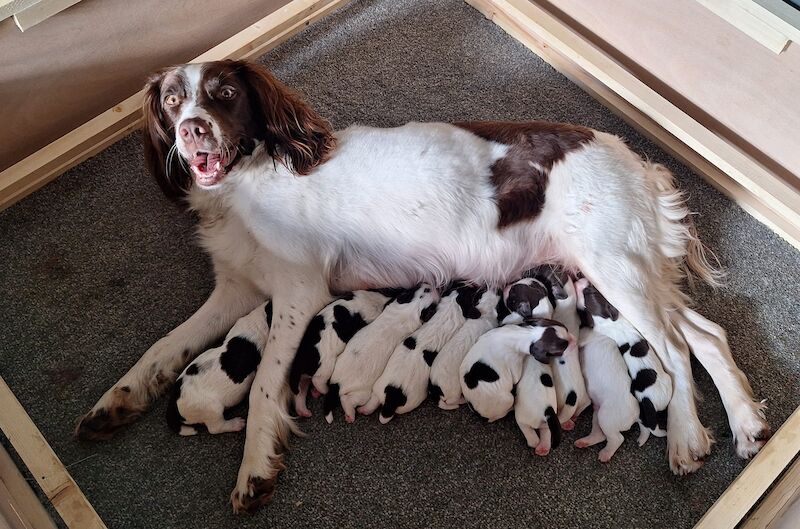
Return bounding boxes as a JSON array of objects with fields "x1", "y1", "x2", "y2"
[
  {"x1": 674, "y1": 308, "x2": 770, "y2": 458},
  {"x1": 574, "y1": 256, "x2": 713, "y2": 474}
]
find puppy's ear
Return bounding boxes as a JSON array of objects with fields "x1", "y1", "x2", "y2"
[
  {"x1": 236, "y1": 61, "x2": 335, "y2": 175},
  {"x1": 142, "y1": 69, "x2": 191, "y2": 202}
]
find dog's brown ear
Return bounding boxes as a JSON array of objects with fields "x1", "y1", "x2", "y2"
[
  {"x1": 236, "y1": 60, "x2": 335, "y2": 175},
  {"x1": 142, "y1": 69, "x2": 191, "y2": 202}
]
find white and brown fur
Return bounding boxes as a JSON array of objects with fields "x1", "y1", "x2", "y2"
[
  {"x1": 288, "y1": 290, "x2": 391, "y2": 417},
  {"x1": 429, "y1": 288, "x2": 499, "y2": 410},
  {"x1": 76, "y1": 60, "x2": 769, "y2": 512},
  {"x1": 576, "y1": 278, "x2": 673, "y2": 445},
  {"x1": 166, "y1": 302, "x2": 271, "y2": 435},
  {"x1": 360, "y1": 283, "x2": 466, "y2": 423},
  {"x1": 323, "y1": 285, "x2": 439, "y2": 423}
]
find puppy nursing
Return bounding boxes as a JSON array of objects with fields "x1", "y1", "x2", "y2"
[
  {"x1": 166, "y1": 302, "x2": 272, "y2": 435},
  {"x1": 429, "y1": 288, "x2": 499, "y2": 410},
  {"x1": 362, "y1": 285, "x2": 466, "y2": 423},
  {"x1": 288, "y1": 290, "x2": 391, "y2": 417},
  {"x1": 576, "y1": 279, "x2": 673, "y2": 445},
  {"x1": 177, "y1": 271, "x2": 673, "y2": 466},
  {"x1": 323, "y1": 285, "x2": 439, "y2": 423}
]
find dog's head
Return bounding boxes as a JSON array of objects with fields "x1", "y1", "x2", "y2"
[{"x1": 142, "y1": 60, "x2": 335, "y2": 200}]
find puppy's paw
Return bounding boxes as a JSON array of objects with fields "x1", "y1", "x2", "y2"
[
  {"x1": 534, "y1": 445, "x2": 550, "y2": 456},
  {"x1": 561, "y1": 419, "x2": 575, "y2": 431}
]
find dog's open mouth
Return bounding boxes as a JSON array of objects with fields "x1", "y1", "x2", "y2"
[{"x1": 190, "y1": 151, "x2": 230, "y2": 187}]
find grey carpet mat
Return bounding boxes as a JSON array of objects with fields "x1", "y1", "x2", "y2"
[{"x1": 1, "y1": 1, "x2": 798, "y2": 528}]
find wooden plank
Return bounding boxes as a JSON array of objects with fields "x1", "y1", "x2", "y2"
[
  {"x1": 740, "y1": 456, "x2": 800, "y2": 529},
  {"x1": 694, "y1": 406, "x2": 800, "y2": 529},
  {"x1": 13, "y1": 0, "x2": 82, "y2": 32},
  {"x1": 0, "y1": 446, "x2": 58, "y2": 529},
  {"x1": 0, "y1": 0, "x2": 350, "y2": 211},
  {"x1": 464, "y1": 0, "x2": 800, "y2": 250},
  {"x1": 0, "y1": 377, "x2": 105, "y2": 529},
  {"x1": 0, "y1": 1, "x2": 39, "y2": 22},
  {"x1": 696, "y1": 0, "x2": 790, "y2": 53}
]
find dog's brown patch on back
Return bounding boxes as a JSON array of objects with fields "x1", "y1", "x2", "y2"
[{"x1": 455, "y1": 121, "x2": 594, "y2": 227}]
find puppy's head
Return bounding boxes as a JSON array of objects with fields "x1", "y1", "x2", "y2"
[
  {"x1": 574, "y1": 278, "x2": 619, "y2": 327},
  {"x1": 526, "y1": 320, "x2": 573, "y2": 363},
  {"x1": 143, "y1": 60, "x2": 334, "y2": 200},
  {"x1": 503, "y1": 278, "x2": 553, "y2": 319}
]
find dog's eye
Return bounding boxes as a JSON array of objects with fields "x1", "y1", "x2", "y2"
[
  {"x1": 164, "y1": 94, "x2": 180, "y2": 107},
  {"x1": 219, "y1": 86, "x2": 237, "y2": 100}
]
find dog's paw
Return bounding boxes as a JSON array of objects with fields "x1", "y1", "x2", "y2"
[
  {"x1": 75, "y1": 402, "x2": 141, "y2": 441},
  {"x1": 667, "y1": 425, "x2": 713, "y2": 475},
  {"x1": 231, "y1": 474, "x2": 278, "y2": 514},
  {"x1": 561, "y1": 419, "x2": 575, "y2": 431},
  {"x1": 731, "y1": 401, "x2": 771, "y2": 459}
]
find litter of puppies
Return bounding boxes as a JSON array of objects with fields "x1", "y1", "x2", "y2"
[{"x1": 168, "y1": 266, "x2": 675, "y2": 462}]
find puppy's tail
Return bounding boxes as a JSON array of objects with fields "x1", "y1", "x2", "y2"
[
  {"x1": 323, "y1": 383, "x2": 340, "y2": 424},
  {"x1": 545, "y1": 406, "x2": 561, "y2": 449}
]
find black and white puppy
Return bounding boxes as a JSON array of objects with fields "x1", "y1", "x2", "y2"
[
  {"x1": 576, "y1": 278, "x2": 673, "y2": 444},
  {"x1": 288, "y1": 290, "x2": 392, "y2": 417},
  {"x1": 324, "y1": 284, "x2": 439, "y2": 423},
  {"x1": 575, "y1": 322, "x2": 639, "y2": 462},
  {"x1": 461, "y1": 321, "x2": 571, "y2": 426},
  {"x1": 429, "y1": 288, "x2": 499, "y2": 410},
  {"x1": 361, "y1": 284, "x2": 466, "y2": 423},
  {"x1": 501, "y1": 277, "x2": 552, "y2": 325},
  {"x1": 166, "y1": 302, "x2": 271, "y2": 435}
]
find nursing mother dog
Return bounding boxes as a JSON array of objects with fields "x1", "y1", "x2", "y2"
[{"x1": 75, "y1": 60, "x2": 770, "y2": 512}]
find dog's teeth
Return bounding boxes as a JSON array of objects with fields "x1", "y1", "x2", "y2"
[{"x1": 215, "y1": 161, "x2": 221, "y2": 170}]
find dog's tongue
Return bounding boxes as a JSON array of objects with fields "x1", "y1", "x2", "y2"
[{"x1": 191, "y1": 152, "x2": 209, "y2": 170}]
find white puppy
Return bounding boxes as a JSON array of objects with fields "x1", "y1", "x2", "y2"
[
  {"x1": 166, "y1": 302, "x2": 271, "y2": 435},
  {"x1": 288, "y1": 290, "x2": 392, "y2": 417},
  {"x1": 461, "y1": 321, "x2": 571, "y2": 430},
  {"x1": 429, "y1": 288, "x2": 499, "y2": 410},
  {"x1": 360, "y1": 285, "x2": 466, "y2": 423},
  {"x1": 576, "y1": 278, "x2": 673, "y2": 445},
  {"x1": 575, "y1": 324, "x2": 639, "y2": 462},
  {"x1": 540, "y1": 271, "x2": 590, "y2": 431},
  {"x1": 324, "y1": 284, "x2": 439, "y2": 423}
]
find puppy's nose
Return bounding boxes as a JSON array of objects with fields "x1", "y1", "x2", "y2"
[{"x1": 178, "y1": 118, "x2": 210, "y2": 143}]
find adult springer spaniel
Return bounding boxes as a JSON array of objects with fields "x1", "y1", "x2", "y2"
[{"x1": 76, "y1": 60, "x2": 770, "y2": 512}]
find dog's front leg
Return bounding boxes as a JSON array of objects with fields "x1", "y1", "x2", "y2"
[
  {"x1": 231, "y1": 268, "x2": 332, "y2": 513},
  {"x1": 76, "y1": 275, "x2": 262, "y2": 440}
]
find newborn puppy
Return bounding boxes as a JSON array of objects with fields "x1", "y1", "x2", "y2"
[
  {"x1": 575, "y1": 314, "x2": 639, "y2": 462},
  {"x1": 540, "y1": 271, "x2": 590, "y2": 431},
  {"x1": 429, "y1": 287, "x2": 499, "y2": 410},
  {"x1": 324, "y1": 284, "x2": 439, "y2": 423},
  {"x1": 515, "y1": 354, "x2": 561, "y2": 456},
  {"x1": 501, "y1": 277, "x2": 553, "y2": 324},
  {"x1": 576, "y1": 278, "x2": 672, "y2": 444},
  {"x1": 288, "y1": 290, "x2": 391, "y2": 417},
  {"x1": 361, "y1": 284, "x2": 465, "y2": 423},
  {"x1": 166, "y1": 302, "x2": 271, "y2": 435},
  {"x1": 461, "y1": 321, "x2": 571, "y2": 429}
]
